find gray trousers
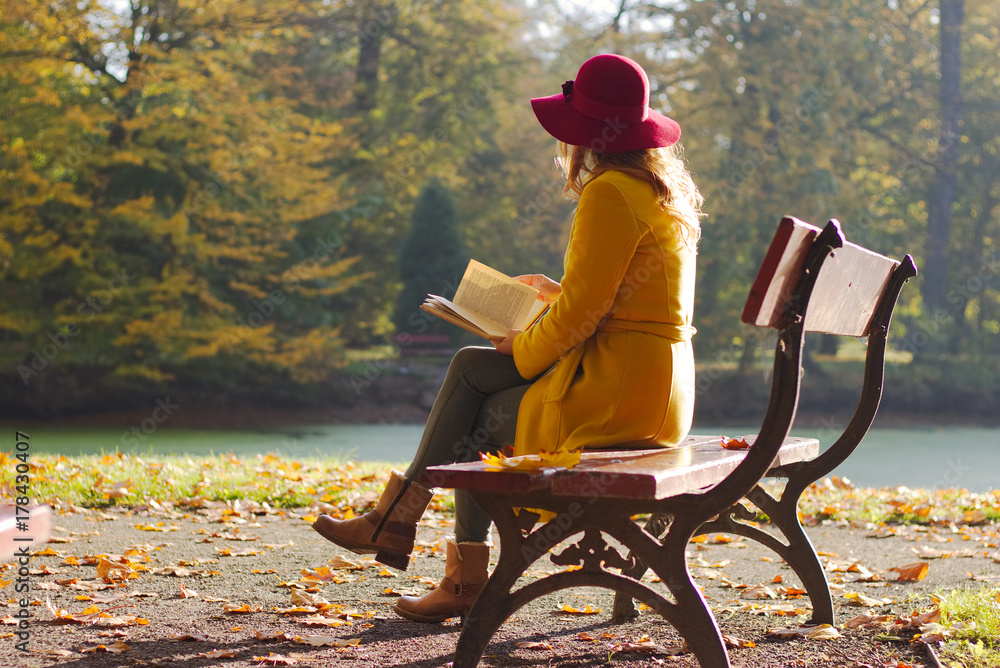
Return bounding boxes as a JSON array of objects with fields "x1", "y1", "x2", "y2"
[{"x1": 403, "y1": 347, "x2": 531, "y2": 543}]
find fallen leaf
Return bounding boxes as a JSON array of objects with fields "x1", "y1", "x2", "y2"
[
  {"x1": 216, "y1": 547, "x2": 263, "y2": 557},
  {"x1": 292, "y1": 635, "x2": 361, "y2": 647},
  {"x1": 720, "y1": 437, "x2": 751, "y2": 450},
  {"x1": 200, "y1": 649, "x2": 239, "y2": 658},
  {"x1": 481, "y1": 448, "x2": 581, "y2": 471},
  {"x1": 179, "y1": 585, "x2": 199, "y2": 599},
  {"x1": 298, "y1": 615, "x2": 348, "y2": 627},
  {"x1": 274, "y1": 606, "x2": 317, "y2": 615},
  {"x1": 516, "y1": 641, "x2": 553, "y2": 650},
  {"x1": 559, "y1": 603, "x2": 601, "y2": 614},
  {"x1": 96, "y1": 557, "x2": 132, "y2": 580},
  {"x1": 252, "y1": 653, "x2": 297, "y2": 665},
  {"x1": 80, "y1": 642, "x2": 131, "y2": 653},
  {"x1": 890, "y1": 562, "x2": 929, "y2": 582},
  {"x1": 723, "y1": 634, "x2": 756, "y2": 648},
  {"x1": 325, "y1": 555, "x2": 369, "y2": 571},
  {"x1": 135, "y1": 523, "x2": 180, "y2": 532},
  {"x1": 97, "y1": 629, "x2": 129, "y2": 638},
  {"x1": 290, "y1": 590, "x2": 329, "y2": 607},
  {"x1": 167, "y1": 633, "x2": 209, "y2": 642},
  {"x1": 843, "y1": 591, "x2": 893, "y2": 607},
  {"x1": 613, "y1": 639, "x2": 686, "y2": 655},
  {"x1": 766, "y1": 624, "x2": 841, "y2": 640},
  {"x1": 898, "y1": 606, "x2": 941, "y2": 628},
  {"x1": 913, "y1": 545, "x2": 954, "y2": 559},
  {"x1": 255, "y1": 630, "x2": 296, "y2": 641},
  {"x1": 741, "y1": 585, "x2": 777, "y2": 600},
  {"x1": 843, "y1": 612, "x2": 895, "y2": 628},
  {"x1": 223, "y1": 603, "x2": 262, "y2": 614}
]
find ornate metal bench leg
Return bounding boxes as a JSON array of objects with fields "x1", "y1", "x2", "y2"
[
  {"x1": 451, "y1": 494, "x2": 547, "y2": 668},
  {"x1": 453, "y1": 574, "x2": 515, "y2": 668},
  {"x1": 745, "y1": 487, "x2": 834, "y2": 625},
  {"x1": 612, "y1": 513, "x2": 670, "y2": 620},
  {"x1": 648, "y1": 531, "x2": 731, "y2": 668},
  {"x1": 769, "y1": 510, "x2": 833, "y2": 624}
]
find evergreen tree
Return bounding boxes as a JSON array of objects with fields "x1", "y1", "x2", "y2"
[{"x1": 392, "y1": 180, "x2": 469, "y2": 343}]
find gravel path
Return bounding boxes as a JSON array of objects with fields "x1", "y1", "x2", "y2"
[{"x1": 3, "y1": 501, "x2": 997, "y2": 668}]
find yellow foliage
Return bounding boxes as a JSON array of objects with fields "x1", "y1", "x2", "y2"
[{"x1": 481, "y1": 449, "x2": 582, "y2": 471}]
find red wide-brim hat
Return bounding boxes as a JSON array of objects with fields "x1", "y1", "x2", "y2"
[{"x1": 531, "y1": 54, "x2": 680, "y2": 153}]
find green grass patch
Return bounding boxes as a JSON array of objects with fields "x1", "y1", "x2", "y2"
[
  {"x1": 936, "y1": 586, "x2": 1000, "y2": 668},
  {"x1": 792, "y1": 479, "x2": 1000, "y2": 527},
  {"x1": 4, "y1": 452, "x2": 998, "y2": 530},
  {"x1": 1, "y1": 451, "x2": 402, "y2": 509}
]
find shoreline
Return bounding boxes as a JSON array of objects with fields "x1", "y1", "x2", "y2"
[{"x1": 3, "y1": 402, "x2": 999, "y2": 431}]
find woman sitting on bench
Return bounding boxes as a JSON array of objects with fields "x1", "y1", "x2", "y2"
[{"x1": 312, "y1": 53, "x2": 704, "y2": 623}]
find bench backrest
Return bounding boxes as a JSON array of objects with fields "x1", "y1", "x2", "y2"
[
  {"x1": 742, "y1": 217, "x2": 899, "y2": 336},
  {"x1": 678, "y1": 216, "x2": 917, "y2": 515}
]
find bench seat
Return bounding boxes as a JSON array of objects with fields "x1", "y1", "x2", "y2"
[{"x1": 426, "y1": 435, "x2": 819, "y2": 499}]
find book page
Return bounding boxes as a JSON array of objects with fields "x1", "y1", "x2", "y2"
[
  {"x1": 424, "y1": 296, "x2": 505, "y2": 339},
  {"x1": 452, "y1": 260, "x2": 539, "y2": 331}
]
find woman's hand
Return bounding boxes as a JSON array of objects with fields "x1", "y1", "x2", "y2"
[
  {"x1": 493, "y1": 328, "x2": 521, "y2": 356},
  {"x1": 514, "y1": 274, "x2": 561, "y2": 305}
]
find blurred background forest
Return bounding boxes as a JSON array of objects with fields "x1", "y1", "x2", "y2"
[{"x1": 1, "y1": 0, "x2": 998, "y2": 424}]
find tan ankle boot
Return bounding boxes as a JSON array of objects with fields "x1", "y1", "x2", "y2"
[
  {"x1": 312, "y1": 470, "x2": 433, "y2": 571},
  {"x1": 393, "y1": 539, "x2": 489, "y2": 623}
]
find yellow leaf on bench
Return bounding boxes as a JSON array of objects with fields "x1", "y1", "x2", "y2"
[
  {"x1": 481, "y1": 449, "x2": 581, "y2": 471},
  {"x1": 720, "y1": 437, "x2": 751, "y2": 450}
]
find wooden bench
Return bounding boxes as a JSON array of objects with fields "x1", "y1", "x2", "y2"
[{"x1": 420, "y1": 217, "x2": 917, "y2": 668}]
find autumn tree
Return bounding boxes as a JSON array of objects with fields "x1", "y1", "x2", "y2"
[
  {"x1": 392, "y1": 179, "x2": 469, "y2": 342},
  {"x1": 299, "y1": 0, "x2": 566, "y2": 344},
  {"x1": 0, "y1": 0, "x2": 363, "y2": 412}
]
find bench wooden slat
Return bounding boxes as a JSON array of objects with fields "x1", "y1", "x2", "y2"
[
  {"x1": 424, "y1": 435, "x2": 819, "y2": 501},
  {"x1": 806, "y1": 242, "x2": 897, "y2": 336},
  {"x1": 743, "y1": 217, "x2": 898, "y2": 336}
]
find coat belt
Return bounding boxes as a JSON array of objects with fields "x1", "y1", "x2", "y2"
[{"x1": 543, "y1": 319, "x2": 696, "y2": 404}]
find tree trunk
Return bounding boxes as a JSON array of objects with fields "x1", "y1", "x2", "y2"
[
  {"x1": 922, "y1": 0, "x2": 965, "y2": 322},
  {"x1": 355, "y1": 3, "x2": 393, "y2": 146}
]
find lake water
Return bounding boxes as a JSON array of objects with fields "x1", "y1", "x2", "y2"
[{"x1": 11, "y1": 423, "x2": 999, "y2": 492}]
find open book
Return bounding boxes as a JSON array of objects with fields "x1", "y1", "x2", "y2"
[{"x1": 421, "y1": 260, "x2": 548, "y2": 341}]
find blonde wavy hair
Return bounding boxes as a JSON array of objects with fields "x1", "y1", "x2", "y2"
[{"x1": 556, "y1": 141, "x2": 704, "y2": 248}]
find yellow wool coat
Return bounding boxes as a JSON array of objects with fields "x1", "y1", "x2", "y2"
[{"x1": 511, "y1": 169, "x2": 697, "y2": 455}]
